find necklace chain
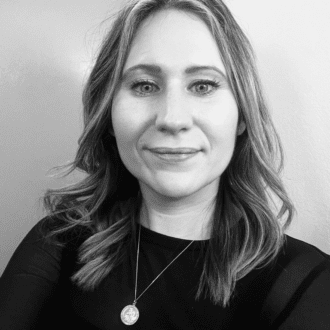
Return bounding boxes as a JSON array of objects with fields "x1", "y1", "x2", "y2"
[
  {"x1": 120, "y1": 225, "x2": 195, "y2": 325},
  {"x1": 133, "y1": 225, "x2": 195, "y2": 305}
]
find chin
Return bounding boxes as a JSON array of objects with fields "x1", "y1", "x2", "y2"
[
  {"x1": 138, "y1": 172, "x2": 220, "y2": 202},
  {"x1": 155, "y1": 187, "x2": 196, "y2": 200},
  {"x1": 148, "y1": 179, "x2": 216, "y2": 201}
]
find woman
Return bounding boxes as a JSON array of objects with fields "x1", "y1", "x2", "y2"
[{"x1": 1, "y1": 0, "x2": 329, "y2": 329}]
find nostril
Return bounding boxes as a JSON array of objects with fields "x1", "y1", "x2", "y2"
[{"x1": 157, "y1": 123, "x2": 190, "y2": 134}]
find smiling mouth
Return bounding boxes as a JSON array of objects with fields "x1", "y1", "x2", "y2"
[
  {"x1": 148, "y1": 147, "x2": 200, "y2": 154},
  {"x1": 146, "y1": 147, "x2": 201, "y2": 162}
]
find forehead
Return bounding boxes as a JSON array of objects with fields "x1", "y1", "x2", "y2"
[{"x1": 123, "y1": 9, "x2": 226, "y2": 75}]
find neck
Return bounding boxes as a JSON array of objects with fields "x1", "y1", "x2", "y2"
[{"x1": 139, "y1": 186, "x2": 217, "y2": 240}]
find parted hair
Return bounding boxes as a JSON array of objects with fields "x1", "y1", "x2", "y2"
[{"x1": 41, "y1": 0, "x2": 294, "y2": 306}]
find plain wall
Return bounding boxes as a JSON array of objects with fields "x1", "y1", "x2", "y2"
[{"x1": 1, "y1": 0, "x2": 329, "y2": 275}]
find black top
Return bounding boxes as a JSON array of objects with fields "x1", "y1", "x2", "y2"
[{"x1": 1, "y1": 218, "x2": 330, "y2": 329}]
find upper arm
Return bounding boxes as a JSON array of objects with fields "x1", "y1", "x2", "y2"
[
  {"x1": 0, "y1": 220, "x2": 64, "y2": 329},
  {"x1": 278, "y1": 267, "x2": 330, "y2": 329}
]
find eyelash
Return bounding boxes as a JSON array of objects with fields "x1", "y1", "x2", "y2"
[
  {"x1": 130, "y1": 79, "x2": 221, "y2": 96},
  {"x1": 190, "y1": 79, "x2": 221, "y2": 95},
  {"x1": 130, "y1": 79, "x2": 159, "y2": 96}
]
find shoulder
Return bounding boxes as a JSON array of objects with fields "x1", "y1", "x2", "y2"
[
  {"x1": 0, "y1": 217, "x2": 88, "y2": 328},
  {"x1": 1, "y1": 218, "x2": 64, "y2": 283},
  {"x1": 280, "y1": 235, "x2": 330, "y2": 269},
  {"x1": 284, "y1": 234, "x2": 330, "y2": 256},
  {"x1": 262, "y1": 235, "x2": 330, "y2": 329},
  {"x1": 1, "y1": 217, "x2": 89, "y2": 282},
  {"x1": 275, "y1": 234, "x2": 330, "y2": 291}
]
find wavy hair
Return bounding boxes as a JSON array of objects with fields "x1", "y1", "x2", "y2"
[{"x1": 41, "y1": 0, "x2": 294, "y2": 306}]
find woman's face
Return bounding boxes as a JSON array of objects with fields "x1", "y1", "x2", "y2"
[{"x1": 112, "y1": 9, "x2": 240, "y2": 201}]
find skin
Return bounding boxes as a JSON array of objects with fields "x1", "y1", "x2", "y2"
[{"x1": 112, "y1": 9, "x2": 244, "y2": 239}]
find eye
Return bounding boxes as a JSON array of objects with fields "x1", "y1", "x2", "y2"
[
  {"x1": 190, "y1": 80, "x2": 221, "y2": 95},
  {"x1": 131, "y1": 80, "x2": 160, "y2": 96}
]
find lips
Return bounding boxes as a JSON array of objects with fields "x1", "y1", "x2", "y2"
[
  {"x1": 148, "y1": 147, "x2": 200, "y2": 154},
  {"x1": 146, "y1": 147, "x2": 201, "y2": 162}
]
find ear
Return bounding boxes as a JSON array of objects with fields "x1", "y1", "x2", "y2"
[{"x1": 237, "y1": 121, "x2": 246, "y2": 136}]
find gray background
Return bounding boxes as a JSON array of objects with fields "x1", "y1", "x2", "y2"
[{"x1": 1, "y1": 0, "x2": 329, "y2": 275}]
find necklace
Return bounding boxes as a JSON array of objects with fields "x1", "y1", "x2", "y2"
[{"x1": 120, "y1": 225, "x2": 195, "y2": 325}]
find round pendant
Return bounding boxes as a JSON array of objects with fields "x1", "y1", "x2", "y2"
[{"x1": 121, "y1": 304, "x2": 139, "y2": 325}]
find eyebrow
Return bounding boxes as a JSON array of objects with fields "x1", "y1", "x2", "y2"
[
  {"x1": 185, "y1": 65, "x2": 227, "y2": 79},
  {"x1": 121, "y1": 64, "x2": 161, "y2": 81},
  {"x1": 121, "y1": 64, "x2": 227, "y2": 81}
]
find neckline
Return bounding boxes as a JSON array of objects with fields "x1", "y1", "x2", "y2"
[{"x1": 139, "y1": 224, "x2": 209, "y2": 251}]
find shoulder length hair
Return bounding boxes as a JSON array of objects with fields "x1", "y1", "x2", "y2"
[{"x1": 42, "y1": 0, "x2": 294, "y2": 306}]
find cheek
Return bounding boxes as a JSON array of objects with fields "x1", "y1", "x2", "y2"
[
  {"x1": 111, "y1": 95, "x2": 150, "y2": 171},
  {"x1": 203, "y1": 99, "x2": 239, "y2": 144},
  {"x1": 112, "y1": 98, "x2": 131, "y2": 137},
  {"x1": 112, "y1": 96, "x2": 139, "y2": 143}
]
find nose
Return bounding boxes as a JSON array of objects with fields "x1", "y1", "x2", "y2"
[{"x1": 155, "y1": 90, "x2": 193, "y2": 134}]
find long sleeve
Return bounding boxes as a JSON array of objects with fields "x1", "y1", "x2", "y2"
[
  {"x1": 1, "y1": 221, "x2": 329, "y2": 329},
  {"x1": 0, "y1": 220, "x2": 64, "y2": 330},
  {"x1": 264, "y1": 235, "x2": 330, "y2": 329},
  {"x1": 277, "y1": 267, "x2": 330, "y2": 329}
]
